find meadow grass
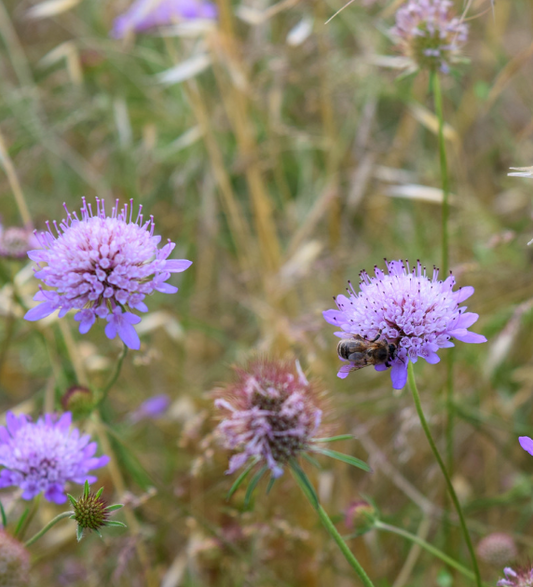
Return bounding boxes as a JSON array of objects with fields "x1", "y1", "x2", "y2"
[{"x1": 1, "y1": 0, "x2": 533, "y2": 585}]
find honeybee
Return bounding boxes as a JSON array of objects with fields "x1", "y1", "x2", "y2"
[{"x1": 337, "y1": 333, "x2": 396, "y2": 370}]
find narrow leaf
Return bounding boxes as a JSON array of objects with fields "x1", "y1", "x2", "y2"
[
  {"x1": 290, "y1": 459, "x2": 318, "y2": 508},
  {"x1": 313, "y1": 434, "x2": 353, "y2": 443},
  {"x1": 76, "y1": 526, "x2": 84, "y2": 542},
  {"x1": 0, "y1": 501, "x2": 6, "y2": 528},
  {"x1": 67, "y1": 494, "x2": 77, "y2": 508},
  {"x1": 266, "y1": 476, "x2": 276, "y2": 495},
  {"x1": 226, "y1": 459, "x2": 257, "y2": 501},
  {"x1": 302, "y1": 452, "x2": 322, "y2": 469},
  {"x1": 106, "y1": 520, "x2": 127, "y2": 528},
  {"x1": 313, "y1": 448, "x2": 371, "y2": 472},
  {"x1": 105, "y1": 504, "x2": 124, "y2": 512},
  {"x1": 14, "y1": 508, "x2": 29, "y2": 538},
  {"x1": 244, "y1": 465, "x2": 268, "y2": 507}
]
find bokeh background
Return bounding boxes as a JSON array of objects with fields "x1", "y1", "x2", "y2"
[{"x1": 1, "y1": 0, "x2": 533, "y2": 585}]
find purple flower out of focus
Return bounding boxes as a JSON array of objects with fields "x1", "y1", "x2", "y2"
[
  {"x1": 112, "y1": 0, "x2": 217, "y2": 39},
  {"x1": 24, "y1": 198, "x2": 192, "y2": 350},
  {"x1": 498, "y1": 566, "x2": 533, "y2": 587},
  {"x1": 323, "y1": 260, "x2": 486, "y2": 390},
  {"x1": 0, "y1": 412, "x2": 109, "y2": 504},
  {"x1": 131, "y1": 394, "x2": 170, "y2": 422},
  {"x1": 215, "y1": 359, "x2": 324, "y2": 478},
  {"x1": 0, "y1": 222, "x2": 37, "y2": 260},
  {"x1": 391, "y1": 0, "x2": 468, "y2": 74},
  {"x1": 518, "y1": 436, "x2": 533, "y2": 457}
]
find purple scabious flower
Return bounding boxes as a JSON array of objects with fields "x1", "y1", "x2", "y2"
[
  {"x1": 498, "y1": 566, "x2": 533, "y2": 587},
  {"x1": 391, "y1": 0, "x2": 468, "y2": 74},
  {"x1": 323, "y1": 260, "x2": 486, "y2": 390},
  {"x1": 24, "y1": 198, "x2": 192, "y2": 350},
  {"x1": 112, "y1": 0, "x2": 217, "y2": 39},
  {"x1": 215, "y1": 359, "x2": 324, "y2": 478},
  {"x1": 0, "y1": 412, "x2": 109, "y2": 504}
]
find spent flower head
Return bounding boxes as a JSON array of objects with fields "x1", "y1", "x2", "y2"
[
  {"x1": 24, "y1": 197, "x2": 192, "y2": 350},
  {"x1": 0, "y1": 531, "x2": 30, "y2": 587},
  {"x1": 215, "y1": 359, "x2": 325, "y2": 479},
  {"x1": 323, "y1": 259, "x2": 486, "y2": 389},
  {"x1": 0, "y1": 411, "x2": 109, "y2": 504},
  {"x1": 498, "y1": 566, "x2": 533, "y2": 587},
  {"x1": 68, "y1": 481, "x2": 125, "y2": 541},
  {"x1": 391, "y1": 0, "x2": 468, "y2": 74},
  {"x1": 0, "y1": 224, "x2": 36, "y2": 260},
  {"x1": 112, "y1": 0, "x2": 217, "y2": 38},
  {"x1": 476, "y1": 533, "x2": 517, "y2": 567}
]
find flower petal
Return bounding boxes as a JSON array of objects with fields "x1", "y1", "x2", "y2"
[{"x1": 519, "y1": 436, "x2": 533, "y2": 456}]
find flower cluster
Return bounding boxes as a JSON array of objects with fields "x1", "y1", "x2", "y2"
[
  {"x1": 0, "y1": 531, "x2": 30, "y2": 587},
  {"x1": 0, "y1": 411, "x2": 109, "y2": 504},
  {"x1": 24, "y1": 197, "x2": 192, "y2": 350},
  {"x1": 112, "y1": 0, "x2": 217, "y2": 38},
  {"x1": 498, "y1": 566, "x2": 533, "y2": 587},
  {"x1": 323, "y1": 260, "x2": 486, "y2": 389},
  {"x1": 215, "y1": 359, "x2": 324, "y2": 478},
  {"x1": 391, "y1": 0, "x2": 468, "y2": 73}
]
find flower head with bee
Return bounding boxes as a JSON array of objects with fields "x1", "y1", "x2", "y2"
[
  {"x1": 24, "y1": 198, "x2": 192, "y2": 350},
  {"x1": 323, "y1": 260, "x2": 486, "y2": 389}
]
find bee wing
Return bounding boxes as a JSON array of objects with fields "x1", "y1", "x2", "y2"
[{"x1": 347, "y1": 351, "x2": 368, "y2": 363}]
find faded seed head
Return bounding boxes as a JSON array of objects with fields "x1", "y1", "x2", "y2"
[{"x1": 0, "y1": 531, "x2": 30, "y2": 587}]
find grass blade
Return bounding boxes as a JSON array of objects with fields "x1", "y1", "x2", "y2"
[
  {"x1": 244, "y1": 465, "x2": 268, "y2": 507},
  {"x1": 290, "y1": 459, "x2": 318, "y2": 508},
  {"x1": 313, "y1": 434, "x2": 353, "y2": 443},
  {"x1": 226, "y1": 459, "x2": 257, "y2": 501}
]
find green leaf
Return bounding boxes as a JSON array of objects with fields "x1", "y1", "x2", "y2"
[
  {"x1": 289, "y1": 459, "x2": 318, "y2": 509},
  {"x1": 106, "y1": 520, "x2": 127, "y2": 528},
  {"x1": 265, "y1": 476, "x2": 276, "y2": 495},
  {"x1": 302, "y1": 452, "x2": 322, "y2": 469},
  {"x1": 244, "y1": 465, "x2": 268, "y2": 508},
  {"x1": 226, "y1": 459, "x2": 257, "y2": 501},
  {"x1": 76, "y1": 526, "x2": 84, "y2": 542},
  {"x1": 313, "y1": 434, "x2": 353, "y2": 443},
  {"x1": 67, "y1": 494, "x2": 77, "y2": 508},
  {"x1": 14, "y1": 508, "x2": 29, "y2": 538},
  {"x1": 83, "y1": 480, "x2": 90, "y2": 499},
  {"x1": 0, "y1": 501, "x2": 6, "y2": 528},
  {"x1": 95, "y1": 487, "x2": 104, "y2": 499},
  {"x1": 105, "y1": 504, "x2": 124, "y2": 512},
  {"x1": 313, "y1": 448, "x2": 371, "y2": 472}
]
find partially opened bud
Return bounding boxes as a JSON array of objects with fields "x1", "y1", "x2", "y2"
[{"x1": 345, "y1": 501, "x2": 378, "y2": 535}]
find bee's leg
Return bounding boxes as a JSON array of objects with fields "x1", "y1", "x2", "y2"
[{"x1": 369, "y1": 331, "x2": 382, "y2": 343}]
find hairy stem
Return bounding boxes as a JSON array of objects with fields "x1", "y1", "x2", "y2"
[
  {"x1": 24, "y1": 511, "x2": 73, "y2": 547},
  {"x1": 375, "y1": 521, "x2": 479, "y2": 583},
  {"x1": 407, "y1": 362, "x2": 481, "y2": 587},
  {"x1": 291, "y1": 464, "x2": 375, "y2": 587}
]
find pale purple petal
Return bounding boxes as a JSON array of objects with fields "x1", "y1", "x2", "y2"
[
  {"x1": 390, "y1": 361, "x2": 408, "y2": 390},
  {"x1": 165, "y1": 259, "x2": 192, "y2": 273},
  {"x1": 24, "y1": 303, "x2": 56, "y2": 321},
  {"x1": 519, "y1": 436, "x2": 533, "y2": 456}
]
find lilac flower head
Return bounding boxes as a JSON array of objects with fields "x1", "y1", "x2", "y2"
[
  {"x1": 112, "y1": 0, "x2": 217, "y2": 39},
  {"x1": 0, "y1": 411, "x2": 109, "y2": 504},
  {"x1": 391, "y1": 0, "x2": 468, "y2": 73},
  {"x1": 498, "y1": 566, "x2": 533, "y2": 587},
  {"x1": 0, "y1": 531, "x2": 30, "y2": 587},
  {"x1": 215, "y1": 359, "x2": 324, "y2": 478},
  {"x1": 24, "y1": 198, "x2": 192, "y2": 350},
  {"x1": 323, "y1": 260, "x2": 486, "y2": 390}
]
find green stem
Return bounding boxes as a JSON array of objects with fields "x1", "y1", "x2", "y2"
[
  {"x1": 375, "y1": 521, "x2": 477, "y2": 583},
  {"x1": 24, "y1": 511, "x2": 73, "y2": 547},
  {"x1": 407, "y1": 362, "x2": 481, "y2": 587},
  {"x1": 96, "y1": 344, "x2": 128, "y2": 408},
  {"x1": 291, "y1": 464, "x2": 375, "y2": 587},
  {"x1": 431, "y1": 70, "x2": 450, "y2": 278}
]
